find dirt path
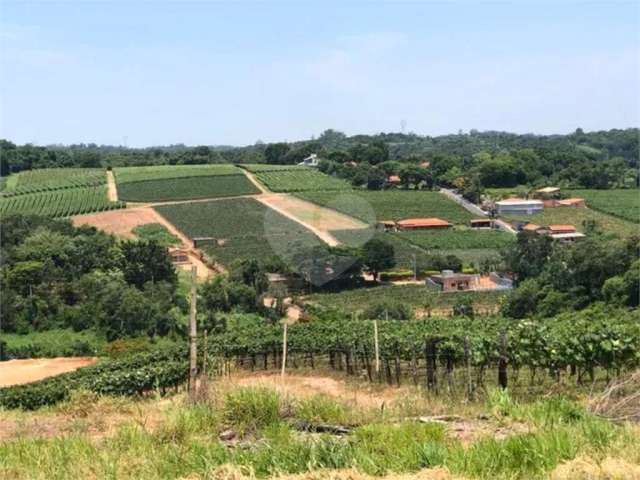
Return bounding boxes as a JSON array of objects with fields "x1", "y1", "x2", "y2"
[
  {"x1": 73, "y1": 207, "x2": 219, "y2": 278},
  {"x1": 106, "y1": 170, "x2": 118, "y2": 202},
  {"x1": 0, "y1": 357, "x2": 97, "y2": 387},
  {"x1": 241, "y1": 168, "x2": 270, "y2": 194}
]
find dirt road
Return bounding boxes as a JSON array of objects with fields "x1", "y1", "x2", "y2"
[
  {"x1": 0, "y1": 357, "x2": 97, "y2": 387},
  {"x1": 106, "y1": 170, "x2": 118, "y2": 202}
]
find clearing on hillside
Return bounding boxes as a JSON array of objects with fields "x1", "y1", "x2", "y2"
[
  {"x1": 297, "y1": 190, "x2": 474, "y2": 225},
  {"x1": 155, "y1": 197, "x2": 324, "y2": 266}
]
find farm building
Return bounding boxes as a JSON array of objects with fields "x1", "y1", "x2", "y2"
[
  {"x1": 550, "y1": 232, "x2": 586, "y2": 243},
  {"x1": 556, "y1": 198, "x2": 586, "y2": 207},
  {"x1": 533, "y1": 187, "x2": 561, "y2": 199},
  {"x1": 396, "y1": 218, "x2": 452, "y2": 230},
  {"x1": 427, "y1": 271, "x2": 513, "y2": 292},
  {"x1": 298, "y1": 154, "x2": 319, "y2": 167},
  {"x1": 470, "y1": 219, "x2": 494, "y2": 229},
  {"x1": 522, "y1": 223, "x2": 544, "y2": 232},
  {"x1": 168, "y1": 247, "x2": 190, "y2": 264},
  {"x1": 548, "y1": 224, "x2": 577, "y2": 234},
  {"x1": 378, "y1": 220, "x2": 398, "y2": 232},
  {"x1": 496, "y1": 198, "x2": 543, "y2": 215}
]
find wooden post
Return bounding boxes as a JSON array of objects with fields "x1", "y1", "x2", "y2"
[
  {"x1": 464, "y1": 335, "x2": 474, "y2": 400},
  {"x1": 281, "y1": 321, "x2": 288, "y2": 381},
  {"x1": 189, "y1": 265, "x2": 198, "y2": 399},
  {"x1": 374, "y1": 319, "x2": 380, "y2": 375},
  {"x1": 498, "y1": 330, "x2": 508, "y2": 390}
]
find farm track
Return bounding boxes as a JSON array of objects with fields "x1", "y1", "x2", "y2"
[
  {"x1": 106, "y1": 170, "x2": 118, "y2": 202},
  {"x1": 241, "y1": 168, "x2": 270, "y2": 194}
]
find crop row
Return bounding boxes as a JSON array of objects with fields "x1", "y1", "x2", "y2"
[
  {"x1": 254, "y1": 169, "x2": 352, "y2": 192},
  {"x1": 0, "y1": 346, "x2": 188, "y2": 410},
  {"x1": 114, "y1": 164, "x2": 242, "y2": 184},
  {"x1": 570, "y1": 189, "x2": 640, "y2": 224},
  {"x1": 297, "y1": 190, "x2": 475, "y2": 225},
  {"x1": 1, "y1": 168, "x2": 106, "y2": 196},
  {"x1": 396, "y1": 229, "x2": 514, "y2": 251},
  {"x1": 117, "y1": 175, "x2": 259, "y2": 202},
  {"x1": 0, "y1": 186, "x2": 125, "y2": 218}
]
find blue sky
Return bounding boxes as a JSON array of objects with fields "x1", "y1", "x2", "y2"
[{"x1": 1, "y1": 1, "x2": 638, "y2": 147}]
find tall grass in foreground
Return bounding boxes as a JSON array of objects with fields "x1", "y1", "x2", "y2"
[{"x1": 1, "y1": 387, "x2": 638, "y2": 479}]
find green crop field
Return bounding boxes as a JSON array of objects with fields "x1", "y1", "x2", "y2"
[
  {"x1": 114, "y1": 164, "x2": 241, "y2": 184},
  {"x1": 297, "y1": 190, "x2": 475, "y2": 224},
  {"x1": 569, "y1": 189, "x2": 640, "y2": 223},
  {"x1": 250, "y1": 167, "x2": 351, "y2": 192},
  {"x1": 155, "y1": 198, "x2": 322, "y2": 266},
  {"x1": 0, "y1": 168, "x2": 106, "y2": 196},
  {"x1": 0, "y1": 186, "x2": 124, "y2": 218},
  {"x1": 242, "y1": 164, "x2": 302, "y2": 172},
  {"x1": 117, "y1": 175, "x2": 259, "y2": 202},
  {"x1": 504, "y1": 206, "x2": 639, "y2": 238},
  {"x1": 397, "y1": 228, "x2": 514, "y2": 250}
]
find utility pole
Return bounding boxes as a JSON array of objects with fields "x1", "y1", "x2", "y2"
[
  {"x1": 189, "y1": 265, "x2": 198, "y2": 399},
  {"x1": 374, "y1": 318, "x2": 380, "y2": 374},
  {"x1": 281, "y1": 321, "x2": 288, "y2": 381}
]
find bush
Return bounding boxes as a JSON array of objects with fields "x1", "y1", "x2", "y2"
[
  {"x1": 223, "y1": 387, "x2": 282, "y2": 434},
  {"x1": 364, "y1": 301, "x2": 413, "y2": 320}
]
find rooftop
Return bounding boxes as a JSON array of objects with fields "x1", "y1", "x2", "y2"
[
  {"x1": 535, "y1": 187, "x2": 560, "y2": 193},
  {"x1": 548, "y1": 224, "x2": 577, "y2": 233},
  {"x1": 496, "y1": 198, "x2": 543, "y2": 206},
  {"x1": 397, "y1": 218, "x2": 451, "y2": 227}
]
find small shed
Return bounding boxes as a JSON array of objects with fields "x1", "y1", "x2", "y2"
[
  {"x1": 430, "y1": 270, "x2": 475, "y2": 292},
  {"x1": 557, "y1": 198, "x2": 586, "y2": 208},
  {"x1": 396, "y1": 218, "x2": 452, "y2": 230},
  {"x1": 168, "y1": 248, "x2": 190, "y2": 264},
  {"x1": 522, "y1": 223, "x2": 544, "y2": 232},
  {"x1": 470, "y1": 219, "x2": 493, "y2": 229},
  {"x1": 548, "y1": 224, "x2": 577, "y2": 234},
  {"x1": 550, "y1": 232, "x2": 586, "y2": 243},
  {"x1": 379, "y1": 220, "x2": 397, "y2": 232},
  {"x1": 388, "y1": 175, "x2": 401, "y2": 184}
]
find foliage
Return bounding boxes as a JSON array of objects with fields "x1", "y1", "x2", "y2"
[
  {"x1": 361, "y1": 238, "x2": 395, "y2": 280},
  {"x1": 114, "y1": 164, "x2": 242, "y2": 184},
  {"x1": 397, "y1": 229, "x2": 514, "y2": 251},
  {"x1": 0, "y1": 329, "x2": 106, "y2": 359},
  {"x1": 0, "y1": 346, "x2": 188, "y2": 409},
  {"x1": 223, "y1": 387, "x2": 282, "y2": 434},
  {"x1": 250, "y1": 167, "x2": 351, "y2": 192},
  {"x1": 0, "y1": 168, "x2": 106, "y2": 196},
  {"x1": 132, "y1": 223, "x2": 180, "y2": 247}
]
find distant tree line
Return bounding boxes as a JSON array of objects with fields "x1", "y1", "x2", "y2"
[{"x1": 2, "y1": 127, "x2": 638, "y2": 191}]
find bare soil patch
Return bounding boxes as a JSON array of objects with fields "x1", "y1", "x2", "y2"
[
  {"x1": 106, "y1": 170, "x2": 118, "y2": 201},
  {"x1": 0, "y1": 357, "x2": 97, "y2": 387},
  {"x1": 257, "y1": 194, "x2": 368, "y2": 246}
]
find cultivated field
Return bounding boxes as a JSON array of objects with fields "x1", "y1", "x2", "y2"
[
  {"x1": 114, "y1": 164, "x2": 242, "y2": 183},
  {"x1": 0, "y1": 168, "x2": 106, "y2": 196},
  {"x1": 297, "y1": 190, "x2": 475, "y2": 224},
  {"x1": 397, "y1": 229, "x2": 514, "y2": 250},
  {"x1": 0, "y1": 185, "x2": 124, "y2": 218},
  {"x1": 117, "y1": 175, "x2": 259, "y2": 202},
  {"x1": 504, "y1": 206, "x2": 640, "y2": 237},
  {"x1": 155, "y1": 198, "x2": 323, "y2": 266},
  {"x1": 570, "y1": 189, "x2": 640, "y2": 223},
  {"x1": 247, "y1": 166, "x2": 352, "y2": 193}
]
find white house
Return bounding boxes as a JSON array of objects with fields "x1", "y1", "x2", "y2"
[
  {"x1": 298, "y1": 153, "x2": 319, "y2": 167},
  {"x1": 495, "y1": 199, "x2": 544, "y2": 215}
]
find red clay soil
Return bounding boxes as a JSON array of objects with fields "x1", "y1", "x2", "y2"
[{"x1": 0, "y1": 357, "x2": 97, "y2": 387}]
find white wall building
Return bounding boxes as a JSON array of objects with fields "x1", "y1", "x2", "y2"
[{"x1": 495, "y1": 199, "x2": 544, "y2": 215}]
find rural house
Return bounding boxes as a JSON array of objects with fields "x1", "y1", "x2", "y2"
[
  {"x1": 297, "y1": 153, "x2": 319, "y2": 167},
  {"x1": 495, "y1": 198, "x2": 543, "y2": 215},
  {"x1": 470, "y1": 219, "x2": 494, "y2": 229}
]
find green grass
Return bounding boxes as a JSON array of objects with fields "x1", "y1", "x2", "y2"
[
  {"x1": 1, "y1": 329, "x2": 106, "y2": 359},
  {"x1": 306, "y1": 284, "x2": 507, "y2": 313},
  {"x1": 0, "y1": 168, "x2": 106, "y2": 196},
  {"x1": 297, "y1": 190, "x2": 474, "y2": 225},
  {"x1": 117, "y1": 175, "x2": 259, "y2": 202},
  {"x1": 0, "y1": 386, "x2": 636, "y2": 479},
  {"x1": 154, "y1": 198, "x2": 323, "y2": 266},
  {"x1": 397, "y1": 229, "x2": 514, "y2": 250},
  {"x1": 569, "y1": 189, "x2": 640, "y2": 223},
  {"x1": 504, "y1": 206, "x2": 639, "y2": 238},
  {"x1": 132, "y1": 223, "x2": 180, "y2": 247},
  {"x1": 0, "y1": 186, "x2": 124, "y2": 218},
  {"x1": 114, "y1": 164, "x2": 242, "y2": 184},
  {"x1": 251, "y1": 167, "x2": 351, "y2": 192}
]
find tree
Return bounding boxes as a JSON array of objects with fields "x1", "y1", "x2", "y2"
[
  {"x1": 264, "y1": 143, "x2": 291, "y2": 164},
  {"x1": 366, "y1": 168, "x2": 386, "y2": 190},
  {"x1": 361, "y1": 239, "x2": 395, "y2": 281},
  {"x1": 119, "y1": 240, "x2": 177, "y2": 289}
]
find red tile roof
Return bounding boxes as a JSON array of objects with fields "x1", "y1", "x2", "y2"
[
  {"x1": 397, "y1": 218, "x2": 451, "y2": 228},
  {"x1": 548, "y1": 224, "x2": 576, "y2": 233},
  {"x1": 388, "y1": 175, "x2": 401, "y2": 183},
  {"x1": 523, "y1": 223, "x2": 542, "y2": 231}
]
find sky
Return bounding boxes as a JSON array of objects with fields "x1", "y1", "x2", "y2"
[{"x1": 0, "y1": 1, "x2": 639, "y2": 147}]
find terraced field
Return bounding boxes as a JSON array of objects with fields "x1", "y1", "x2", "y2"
[
  {"x1": 570, "y1": 189, "x2": 640, "y2": 223},
  {"x1": 0, "y1": 168, "x2": 106, "y2": 196},
  {"x1": 297, "y1": 190, "x2": 474, "y2": 224},
  {"x1": 247, "y1": 166, "x2": 351, "y2": 193},
  {"x1": 155, "y1": 198, "x2": 322, "y2": 266},
  {"x1": 0, "y1": 186, "x2": 124, "y2": 218}
]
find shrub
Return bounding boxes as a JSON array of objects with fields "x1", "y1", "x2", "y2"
[{"x1": 223, "y1": 387, "x2": 282, "y2": 434}]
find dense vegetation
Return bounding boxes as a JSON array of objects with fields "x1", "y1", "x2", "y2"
[
  {"x1": 297, "y1": 190, "x2": 474, "y2": 224},
  {"x1": 0, "y1": 215, "x2": 182, "y2": 339},
  {"x1": 117, "y1": 175, "x2": 259, "y2": 202},
  {"x1": 0, "y1": 168, "x2": 106, "y2": 195},
  {"x1": 114, "y1": 164, "x2": 242, "y2": 184},
  {"x1": 0, "y1": 186, "x2": 124, "y2": 218}
]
